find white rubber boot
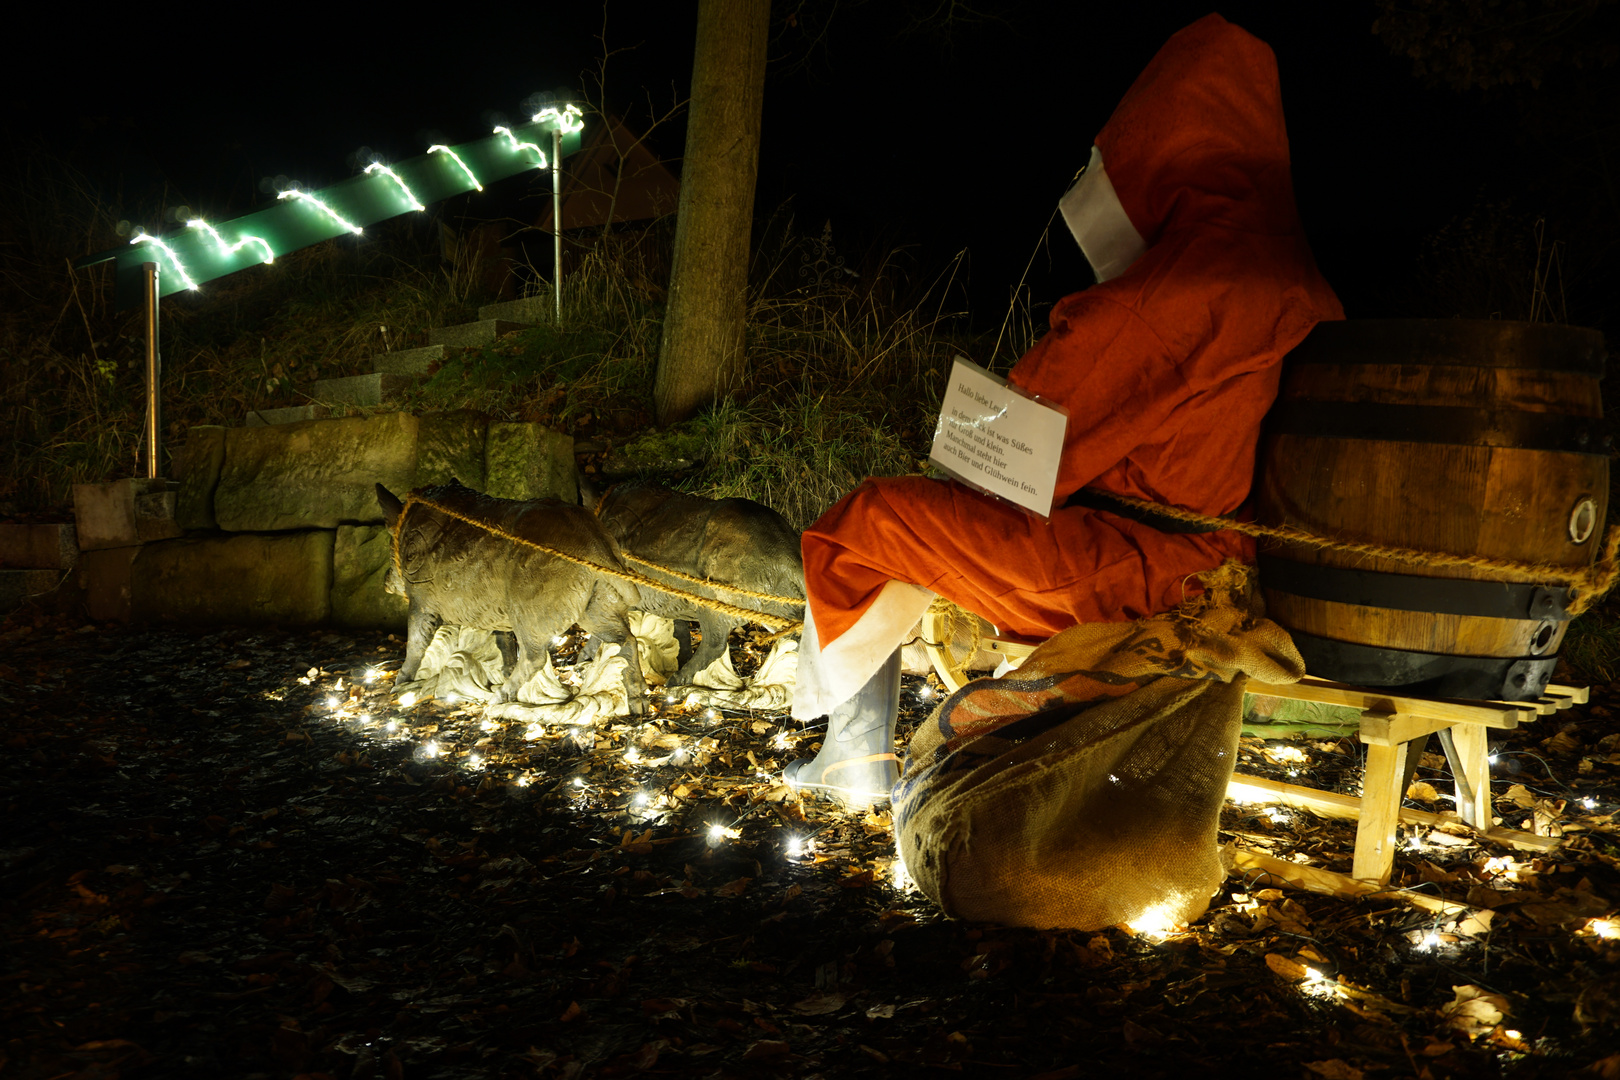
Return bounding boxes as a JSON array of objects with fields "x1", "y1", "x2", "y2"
[{"x1": 783, "y1": 649, "x2": 901, "y2": 810}]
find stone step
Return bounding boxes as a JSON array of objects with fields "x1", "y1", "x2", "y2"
[
  {"x1": 308, "y1": 373, "x2": 421, "y2": 408},
  {"x1": 428, "y1": 319, "x2": 526, "y2": 348},
  {"x1": 0, "y1": 568, "x2": 62, "y2": 613},
  {"x1": 477, "y1": 295, "x2": 554, "y2": 325},
  {"x1": 0, "y1": 523, "x2": 77, "y2": 569},
  {"x1": 72, "y1": 478, "x2": 182, "y2": 550},
  {"x1": 374, "y1": 344, "x2": 448, "y2": 375},
  {"x1": 245, "y1": 405, "x2": 333, "y2": 427}
]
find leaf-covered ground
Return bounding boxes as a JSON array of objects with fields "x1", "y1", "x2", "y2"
[{"x1": 2, "y1": 615, "x2": 1619, "y2": 1080}]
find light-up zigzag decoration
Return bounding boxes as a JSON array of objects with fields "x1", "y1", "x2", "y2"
[
  {"x1": 428, "y1": 145, "x2": 483, "y2": 192},
  {"x1": 129, "y1": 231, "x2": 200, "y2": 291},
  {"x1": 277, "y1": 189, "x2": 365, "y2": 235},
  {"x1": 363, "y1": 163, "x2": 426, "y2": 211},
  {"x1": 187, "y1": 219, "x2": 275, "y2": 265},
  {"x1": 78, "y1": 108, "x2": 585, "y2": 301},
  {"x1": 531, "y1": 104, "x2": 584, "y2": 133},
  {"x1": 493, "y1": 126, "x2": 548, "y2": 168}
]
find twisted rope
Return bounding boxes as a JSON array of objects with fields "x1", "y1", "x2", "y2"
[
  {"x1": 1096, "y1": 491, "x2": 1620, "y2": 617},
  {"x1": 589, "y1": 482, "x2": 806, "y2": 608},
  {"x1": 392, "y1": 495, "x2": 804, "y2": 633}
]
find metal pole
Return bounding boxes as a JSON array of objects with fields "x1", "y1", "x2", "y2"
[
  {"x1": 141, "y1": 261, "x2": 161, "y2": 479},
  {"x1": 552, "y1": 127, "x2": 563, "y2": 324}
]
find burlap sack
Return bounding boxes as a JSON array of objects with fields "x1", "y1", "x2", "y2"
[{"x1": 892, "y1": 564, "x2": 1304, "y2": 931}]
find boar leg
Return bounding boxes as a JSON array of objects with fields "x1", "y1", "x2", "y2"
[
  {"x1": 494, "y1": 631, "x2": 518, "y2": 677},
  {"x1": 497, "y1": 621, "x2": 565, "y2": 704},
  {"x1": 400, "y1": 598, "x2": 443, "y2": 683},
  {"x1": 671, "y1": 620, "x2": 695, "y2": 670},
  {"x1": 671, "y1": 610, "x2": 735, "y2": 686},
  {"x1": 579, "y1": 606, "x2": 647, "y2": 717}
]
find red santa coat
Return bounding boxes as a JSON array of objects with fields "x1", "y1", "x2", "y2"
[{"x1": 793, "y1": 15, "x2": 1344, "y2": 719}]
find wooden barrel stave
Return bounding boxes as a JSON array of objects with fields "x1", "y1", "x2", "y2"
[{"x1": 1256, "y1": 319, "x2": 1609, "y2": 701}]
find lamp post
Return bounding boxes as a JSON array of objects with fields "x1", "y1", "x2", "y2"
[
  {"x1": 141, "y1": 261, "x2": 161, "y2": 479},
  {"x1": 553, "y1": 126, "x2": 563, "y2": 325}
]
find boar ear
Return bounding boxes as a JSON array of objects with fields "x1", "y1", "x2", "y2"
[{"x1": 376, "y1": 484, "x2": 403, "y2": 530}]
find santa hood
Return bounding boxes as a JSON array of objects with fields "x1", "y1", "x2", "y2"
[{"x1": 1061, "y1": 14, "x2": 1301, "y2": 281}]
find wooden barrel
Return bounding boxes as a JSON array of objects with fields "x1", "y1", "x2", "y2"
[{"x1": 1255, "y1": 319, "x2": 1609, "y2": 702}]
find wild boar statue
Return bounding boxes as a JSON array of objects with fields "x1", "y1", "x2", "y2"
[
  {"x1": 594, "y1": 483, "x2": 805, "y2": 685},
  {"x1": 376, "y1": 478, "x2": 647, "y2": 714}
]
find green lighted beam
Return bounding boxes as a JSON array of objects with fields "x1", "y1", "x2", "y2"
[{"x1": 78, "y1": 113, "x2": 583, "y2": 305}]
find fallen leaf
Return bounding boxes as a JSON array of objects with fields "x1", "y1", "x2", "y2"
[
  {"x1": 1406, "y1": 781, "x2": 1440, "y2": 802},
  {"x1": 1442, "y1": 984, "x2": 1509, "y2": 1037},
  {"x1": 1265, "y1": 953, "x2": 1310, "y2": 982},
  {"x1": 713, "y1": 876, "x2": 752, "y2": 898},
  {"x1": 1304, "y1": 1060, "x2": 1364, "y2": 1080},
  {"x1": 560, "y1": 1001, "x2": 585, "y2": 1022},
  {"x1": 741, "y1": 1039, "x2": 791, "y2": 1061},
  {"x1": 791, "y1": 991, "x2": 847, "y2": 1015}
]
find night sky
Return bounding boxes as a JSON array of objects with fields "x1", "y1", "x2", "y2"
[{"x1": 6, "y1": 3, "x2": 1607, "y2": 332}]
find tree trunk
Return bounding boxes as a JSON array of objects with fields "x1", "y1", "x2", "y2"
[{"x1": 654, "y1": 0, "x2": 771, "y2": 425}]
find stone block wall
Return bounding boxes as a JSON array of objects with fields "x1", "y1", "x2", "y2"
[{"x1": 72, "y1": 411, "x2": 574, "y2": 630}]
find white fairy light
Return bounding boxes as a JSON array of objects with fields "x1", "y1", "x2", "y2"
[
  {"x1": 326, "y1": 696, "x2": 340, "y2": 710},
  {"x1": 188, "y1": 218, "x2": 274, "y2": 264},
  {"x1": 1129, "y1": 901, "x2": 1179, "y2": 942},
  {"x1": 704, "y1": 708, "x2": 719, "y2": 723},
  {"x1": 515, "y1": 775, "x2": 532, "y2": 787},
  {"x1": 493, "y1": 125, "x2": 548, "y2": 168},
  {"x1": 1417, "y1": 931, "x2": 1441, "y2": 951},
  {"x1": 891, "y1": 856, "x2": 913, "y2": 892},
  {"x1": 363, "y1": 162, "x2": 425, "y2": 210},
  {"x1": 1588, "y1": 917, "x2": 1619, "y2": 940},
  {"x1": 624, "y1": 746, "x2": 643, "y2": 765},
  {"x1": 365, "y1": 669, "x2": 377, "y2": 684},
  {"x1": 422, "y1": 741, "x2": 440, "y2": 758},
  {"x1": 1488, "y1": 753, "x2": 1498, "y2": 764},
  {"x1": 129, "y1": 230, "x2": 200, "y2": 290},
  {"x1": 467, "y1": 753, "x2": 483, "y2": 770},
  {"x1": 572, "y1": 777, "x2": 585, "y2": 789},
  {"x1": 445, "y1": 692, "x2": 459, "y2": 706},
  {"x1": 1300, "y1": 966, "x2": 1338, "y2": 998},
  {"x1": 398, "y1": 691, "x2": 418, "y2": 708},
  {"x1": 385, "y1": 719, "x2": 398, "y2": 734},
  {"x1": 524, "y1": 724, "x2": 543, "y2": 740},
  {"x1": 480, "y1": 718, "x2": 497, "y2": 733},
  {"x1": 785, "y1": 835, "x2": 804, "y2": 859},
  {"x1": 1583, "y1": 797, "x2": 1597, "y2": 810},
  {"x1": 707, "y1": 823, "x2": 728, "y2": 842},
  {"x1": 277, "y1": 188, "x2": 363, "y2": 235},
  {"x1": 670, "y1": 745, "x2": 688, "y2": 764},
  {"x1": 358, "y1": 713, "x2": 371, "y2": 724},
  {"x1": 633, "y1": 792, "x2": 650, "y2": 807},
  {"x1": 771, "y1": 730, "x2": 791, "y2": 751},
  {"x1": 917, "y1": 684, "x2": 934, "y2": 700},
  {"x1": 428, "y1": 145, "x2": 482, "y2": 191}
]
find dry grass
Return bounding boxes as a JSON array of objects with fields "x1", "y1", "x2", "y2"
[{"x1": 0, "y1": 157, "x2": 979, "y2": 531}]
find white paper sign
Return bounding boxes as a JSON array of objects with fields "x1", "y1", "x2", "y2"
[{"x1": 929, "y1": 356, "x2": 1068, "y2": 517}]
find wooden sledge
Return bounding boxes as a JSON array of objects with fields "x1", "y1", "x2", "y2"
[{"x1": 919, "y1": 604, "x2": 1574, "y2": 893}]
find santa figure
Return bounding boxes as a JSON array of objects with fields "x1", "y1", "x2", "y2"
[{"x1": 785, "y1": 13, "x2": 1345, "y2": 808}]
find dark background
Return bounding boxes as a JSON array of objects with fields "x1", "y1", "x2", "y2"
[{"x1": 5, "y1": 2, "x2": 1615, "y2": 333}]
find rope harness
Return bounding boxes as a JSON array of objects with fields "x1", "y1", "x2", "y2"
[
  {"x1": 391, "y1": 494, "x2": 806, "y2": 634},
  {"x1": 1098, "y1": 491, "x2": 1620, "y2": 618}
]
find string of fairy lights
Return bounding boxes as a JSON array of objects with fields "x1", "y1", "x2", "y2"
[{"x1": 90, "y1": 104, "x2": 584, "y2": 297}]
